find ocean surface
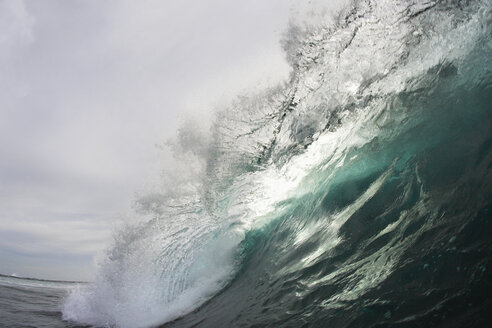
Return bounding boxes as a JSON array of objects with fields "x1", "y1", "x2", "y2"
[
  {"x1": 0, "y1": 274, "x2": 85, "y2": 328},
  {"x1": 2, "y1": 0, "x2": 491, "y2": 327}
]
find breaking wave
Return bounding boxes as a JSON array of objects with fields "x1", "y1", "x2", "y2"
[{"x1": 63, "y1": 0, "x2": 492, "y2": 327}]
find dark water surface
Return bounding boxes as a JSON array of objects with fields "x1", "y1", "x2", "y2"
[{"x1": 0, "y1": 275, "x2": 86, "y2": 328}]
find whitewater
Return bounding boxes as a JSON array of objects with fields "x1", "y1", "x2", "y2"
[{"x1": 2, "y1": 0, "x2": 491, "y2": 327}]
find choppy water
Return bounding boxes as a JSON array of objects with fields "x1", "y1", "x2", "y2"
[
  {"x1": 3, "y1": 0, "x2": 492, "y2": 327},
  {"x1": 0, "y1": 274, "x2": 85, "y2": 328}
]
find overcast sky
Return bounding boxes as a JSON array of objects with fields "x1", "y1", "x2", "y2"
[{"x1": 0, "y1": 0, "x2": 345, "y2": 281}]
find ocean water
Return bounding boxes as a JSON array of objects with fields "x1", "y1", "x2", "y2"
[
  {"x1": 0, "y1": 274, "x2": 85, "y2": 328},
  {"x1": 3, "y1": 0, "x2": 492, "y2": 327}
]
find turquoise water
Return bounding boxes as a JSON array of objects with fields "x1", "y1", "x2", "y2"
[
  {"x1": 162, "y1": 25, "x2": 492, "y2": 326},
  {"x1": 167, "y1": 65, "x2": 492, "y2": 328}
]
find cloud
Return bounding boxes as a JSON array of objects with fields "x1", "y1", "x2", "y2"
[{"x1": 0, "y1": 0, "x2": 34, "y2": 51}]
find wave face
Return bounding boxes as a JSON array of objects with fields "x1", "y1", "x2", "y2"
[{"x1": 62, "y1": 0, "x2": 492, "y2": 327}]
